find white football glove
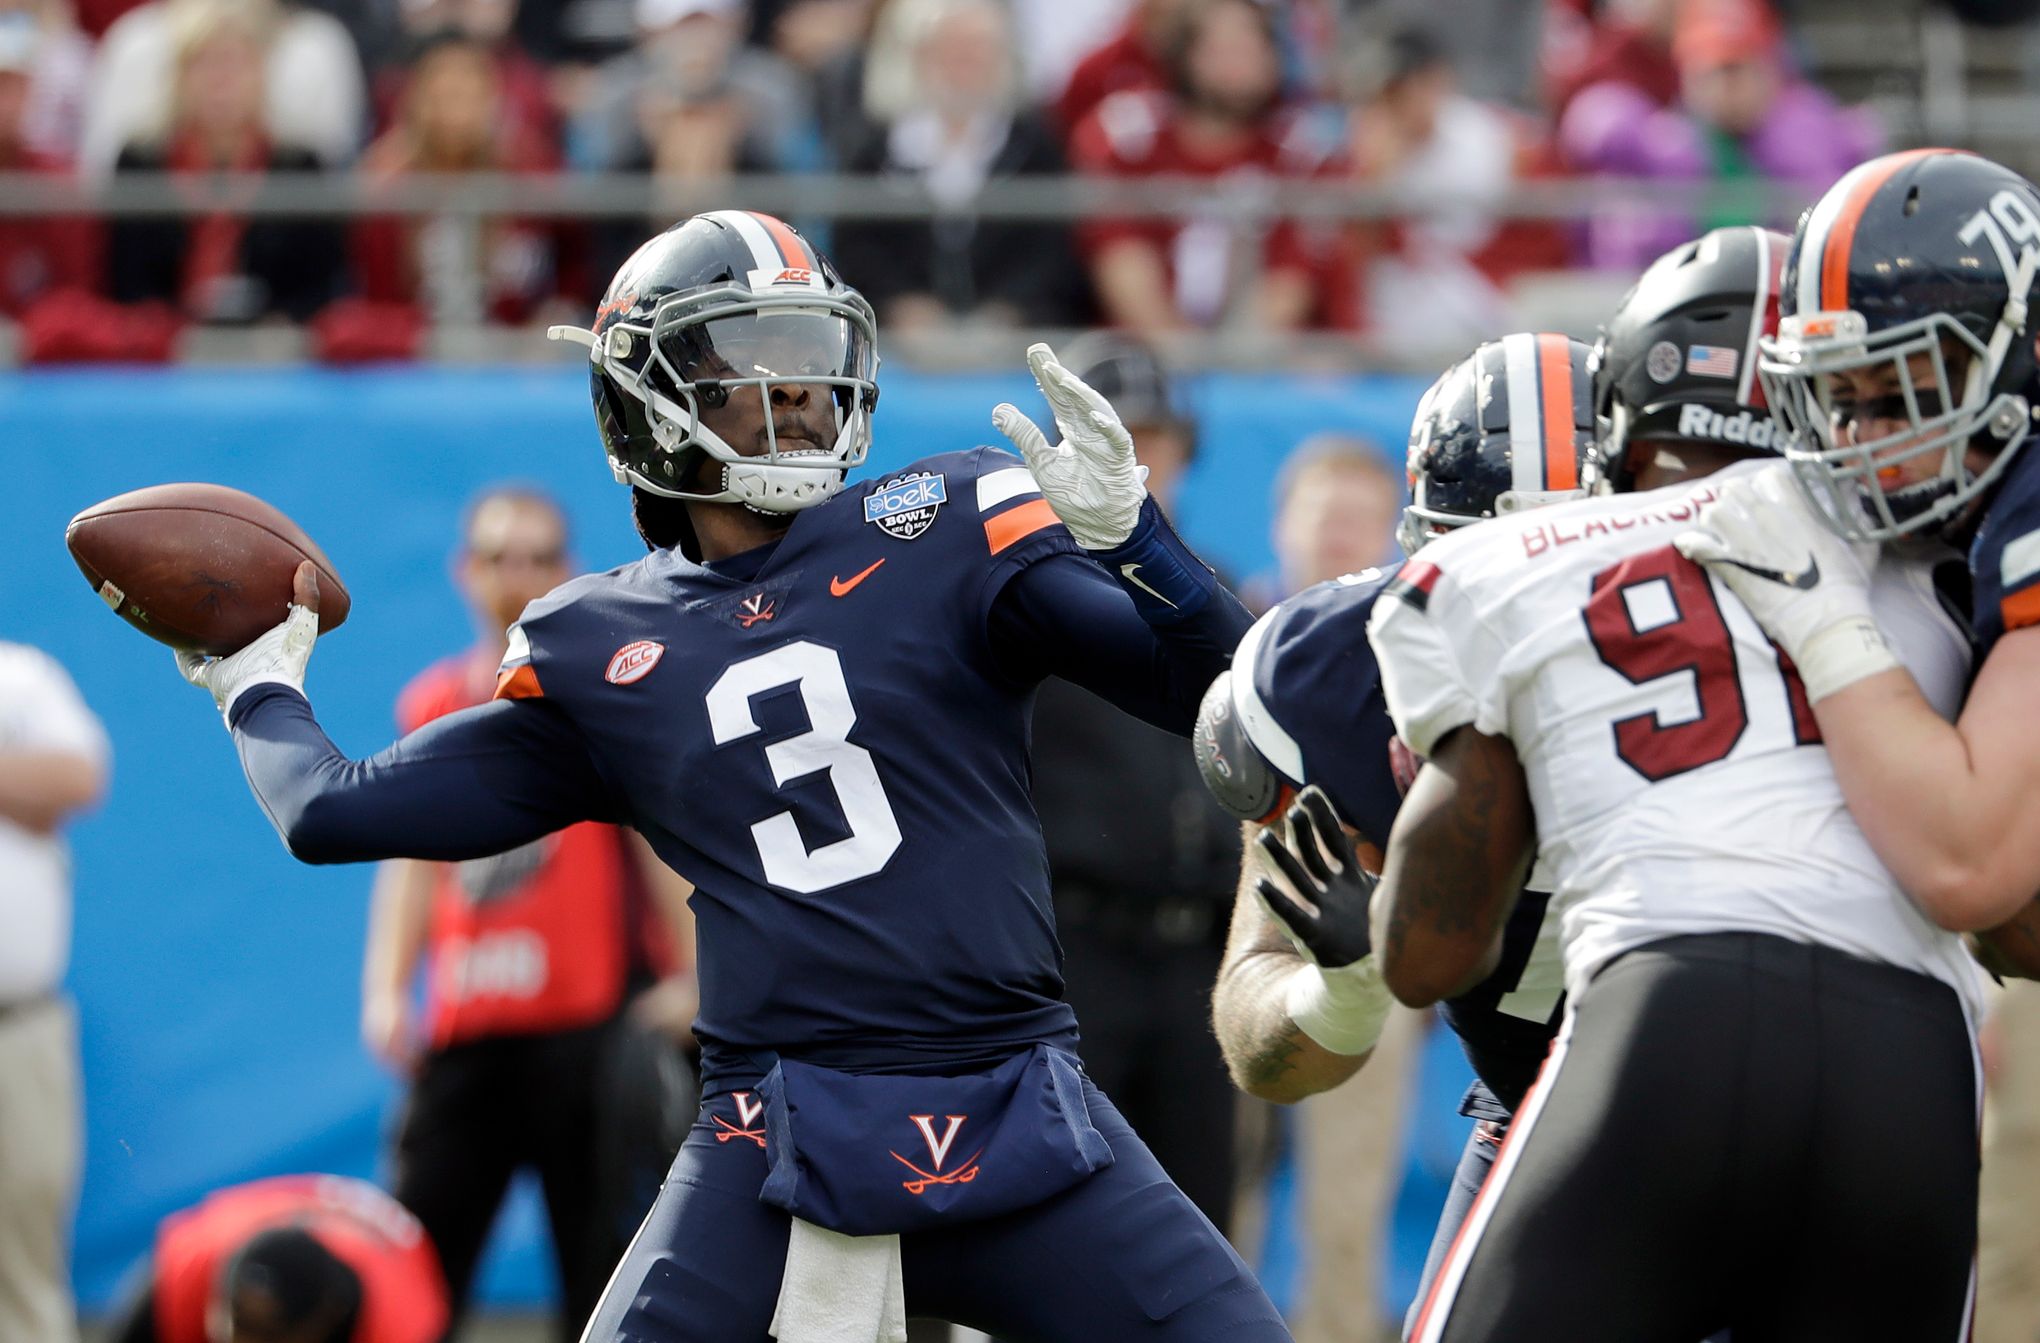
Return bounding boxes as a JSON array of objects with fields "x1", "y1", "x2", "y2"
[
  {"x1": 177, "y1": 602, "x2": 319, "y2": 720},
  {"x1": 991, "y1": 342, "x2": 1149, "y2": 550},
  {"x1": 1674, "y1": 462, "x2": 1898, "y2": 703}
]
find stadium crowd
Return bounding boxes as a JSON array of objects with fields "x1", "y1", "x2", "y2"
[{"x1": 0, "y1": 0, "x2": 1885, "y2": 359}]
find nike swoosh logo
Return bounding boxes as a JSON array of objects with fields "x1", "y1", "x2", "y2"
[
  {"x1": 1120, "y1": 562, "x2": 1178, "y2": 609},
  {"x1": 1719, "y1": 555, "x2": 1821, "y2": 590},
  {"x1": 830, "y1": 559, "x2": 886, "y2": 597}
]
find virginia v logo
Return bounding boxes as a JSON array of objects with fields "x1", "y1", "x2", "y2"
[
  {"x1": 910, "y1": 1114, "x2": 967, "y2": 1170},
  {"x1": 735, "y1": 1093, "x2": 765, "y2": 1127},
  {"x1": 891, "y1": 1113, "x2": 982, "y2": 1196}
]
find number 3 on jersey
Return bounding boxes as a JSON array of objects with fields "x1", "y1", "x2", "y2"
[
  {"x1": 1584, "y1": 547, "x2": 1820, "y2": 781},
  {"x1": 705, "y1": 641, "x2": 903, "y2": 894}
]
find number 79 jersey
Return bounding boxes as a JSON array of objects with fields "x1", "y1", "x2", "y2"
[{"x1": 1367, "y1": 461, "x2": 1988, "y2": 1016}]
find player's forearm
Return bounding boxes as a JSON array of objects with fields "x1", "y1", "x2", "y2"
[
  {"x1": 1212, "y1": 947, "x2": 1369, "y2": 1104},
  {"x1": 1815, "y1": 665, "x2": 2040, "y2": 932},
  {"x1": 0, "y1": 749, "x2": 105, "y2": 834},
  {"x1": 1212, "y1": 835, "x2": 1373, "y2": 1102},
  {"x1": 1091, "y1": 499, "x2": 1255, "y2": 724},
  {"x1": 228, "y1": 685, "x2": 609, "y2": 864},
  {"x1": 1374, "y1": 727, "x2": 1532, "y2": 1007}
]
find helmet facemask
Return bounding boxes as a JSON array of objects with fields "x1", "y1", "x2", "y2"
[
  {"x1": 1761, "y1": 251, "x2": 2038, "y2": 542},
  {"x1": 555, "y1": 283, "x2": 880, "y2": 513}
]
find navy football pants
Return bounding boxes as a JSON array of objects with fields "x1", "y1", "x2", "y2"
[{"x1": 578, "y1": 1077, "x2": 1291, "y2": 1342}]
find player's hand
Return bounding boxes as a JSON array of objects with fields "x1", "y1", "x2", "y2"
[
  {"x1": 361, "y1": 988, "x2": 418, "y2": 1076},
  {"x1": 1254, "y1": 786, "x2": 1376, "y2": 969},
  {"x1": 177, "y1": 561, "x2": 322, "y2": 719},
  {"x1": 991, "y1": 342, "x2": 1149, "y2": 550},
  {"x1": 1674, "y1": 463, "x2": 1897, "y2": 702}
]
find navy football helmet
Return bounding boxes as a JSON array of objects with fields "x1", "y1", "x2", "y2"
[
  {"x1": 1398, "y1": 332, "x2": 1595, "y2": 556},
  {"x1": 549, "y1": 210, "x2": 880, "y2": 513},
  {"x1": 1585, "y1": 225, "x2": 1791, "y2": 495},
  {"x1": 1761, "y1": 150, "x2": 2040, "y2": 540}
]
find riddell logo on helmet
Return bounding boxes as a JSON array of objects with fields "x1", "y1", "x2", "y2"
[{"x1": 1679, "y1": 404, "x2": 1780, "y2": 447}]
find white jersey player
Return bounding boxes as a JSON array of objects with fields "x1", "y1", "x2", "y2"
[{"x1": 1365, "y1": 227, "x2": 1988, "y2": 1343}]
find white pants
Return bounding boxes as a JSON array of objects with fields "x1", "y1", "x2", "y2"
[{"x1": 0, "y1": 995, "x2": 80, "y2": 1343}]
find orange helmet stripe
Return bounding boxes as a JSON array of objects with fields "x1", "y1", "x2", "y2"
[
  {"x1": 748, "y1": 212, "x2": 815, "y2": 270},
  {"x1": 1818, "y1": 149, "x2": 1943, "y2": 312},
  {"x1": 1537, "y1": 333, "x2": 1579, "y2": 491}
]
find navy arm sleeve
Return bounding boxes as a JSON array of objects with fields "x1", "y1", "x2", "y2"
[
  {"x1": 226, "y1": 683, "x2": 620, "y2": 864},
  {"x1": 989, "y1": 522, "x2": 1253, "y2": 734}
]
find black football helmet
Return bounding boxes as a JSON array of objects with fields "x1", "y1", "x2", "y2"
[
  {"x1": 1585, "y1": 225, "x2": 1791, "y2": 496},
  {"x1": 1760, "y1": 149, "x2": 2040, "y2": 541},
  {"x1": 549, "y1": 210, "x2": 880, "y2": 513},
  {"x1": 1398, "y1": 331, "x2": 1594, "y2": 556}
]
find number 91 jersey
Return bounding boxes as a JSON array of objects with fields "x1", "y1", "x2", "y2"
[
  {"x1": 1368, "y1": 460, "x2": 1988, "y2": 1016},
  {"x1": 494, "y1": 448, "x2": 1084, "y2": 1083}
]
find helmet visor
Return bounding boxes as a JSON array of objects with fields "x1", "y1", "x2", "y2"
[{"x1": 662, "y1": 309, "x2": 869, "y2": 386}]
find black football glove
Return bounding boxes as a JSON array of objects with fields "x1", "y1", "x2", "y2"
[{"x1": 1254, "y1": 786, "x2": 1376, "y2": 969}]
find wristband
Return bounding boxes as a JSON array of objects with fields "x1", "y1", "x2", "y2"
[
  {"x1": 1283, "y1": 956, "x2": 1394, "y2": 1056},
  {"x1": 1092, "y1": 497, "x2": 1215, "y2": 623},
  {"x1": 1795, "y1": 615, "x2": 1901, "y2": 704}
]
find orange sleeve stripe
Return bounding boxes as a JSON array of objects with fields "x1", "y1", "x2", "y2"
[
  {"x1": 494, "y1": 664, "x2": 544, "y2": 700},
  {"x1": 984, "y1": 497, "x2": 1062, "y2": 554},
  {"x1": 1821, "y1": 150, "x2": 1938, "y2": 311},
  {"x1": 1537, "y1": 332, "x2": 1579, "y2": 491},
  {"x1": 2002, "y1": 584, "x2": 2040, "y2": 633}
]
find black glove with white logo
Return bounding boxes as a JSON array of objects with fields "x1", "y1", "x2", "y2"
[{"x1": 1254, "y1": 786, "x2": 1376, "y2": 970}]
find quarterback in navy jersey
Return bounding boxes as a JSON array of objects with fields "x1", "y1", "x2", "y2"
[
  {"x1": 1678, "y1": 150, "x2": 2040, "y2": 965},
  {"x1": 177, "y1": 211, "x2": 1289, "y2": 1341},
  {"x1": 1195, "y1": 332, "x2": 1592, "y2": 1321}
]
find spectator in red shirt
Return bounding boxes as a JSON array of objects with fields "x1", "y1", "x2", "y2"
[
  {"x1": 0, "y1": 21, "x2": 98, "y2": 319},
  {"x1": 371, "y1": 0, "x2": 557, "y2": 164},
  {"x1": 1542, "y1": 0, "x2": 1680, "y2": 122},
  {"x1": 1069, "y1": 0, "x2": 1323, "y2": 334},
  {"x1": 1052, "y1": 0, "x2": 1183, "y2": 136},
  {"x1": 1310, "y1": 24, "x2": 1557, "y2": 347},
  {"x1": 103, "y1": 1175, "x2": 449, "y2": 1343},
  {"x1": 361, "y1": 485, "x2": 698, "y2": 1341},
  {"x1": 354, "y1": 32, "x2": 574, "y2": 327}
]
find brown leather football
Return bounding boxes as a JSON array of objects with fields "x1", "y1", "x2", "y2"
[{"x1": 65, "y1": 483, "x2": 351, "y2": 655}]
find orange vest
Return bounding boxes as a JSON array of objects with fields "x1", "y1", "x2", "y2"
[
  {"x1": 152, "y1": 1176, "x2": 447, "y2": 1343},
  {"x1": 399, "y1": 651, "x2": 641, "y2": 1045}
]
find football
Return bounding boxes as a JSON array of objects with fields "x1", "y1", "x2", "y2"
[{"x1": 64, "y1": 483, "x2": 351, "y2": 655}]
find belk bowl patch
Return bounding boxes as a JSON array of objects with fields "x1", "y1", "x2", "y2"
[{"x1": 864, "y1": 471, "x2": 947, "y2": 540}]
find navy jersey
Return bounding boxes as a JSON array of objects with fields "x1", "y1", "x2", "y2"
[
  {"x1": 227, "y1": 446, "x2": 1248, "y2": 1094},
  {"x1": 495, "y1": 449, "x2": 1100, "y2": 1081},
  {"x1": 1234, "y1": 569, "x2": 1561, "y2": 1115},
  {"x1": 1969, "y1": 445, "x2": 2040, "y2": 658}
]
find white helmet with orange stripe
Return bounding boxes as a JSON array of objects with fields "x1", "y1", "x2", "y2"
[
  {"x1": 549, "y1": 210, "x2": 881, "y2": 521},
  {"x1": 1761, "y1": 149, "x2": 2040, "y2": 542}
]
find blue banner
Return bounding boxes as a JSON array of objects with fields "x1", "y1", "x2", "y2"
[{"x1": 0, "y1": 362, "x2": 1427, "y2": 1309}]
